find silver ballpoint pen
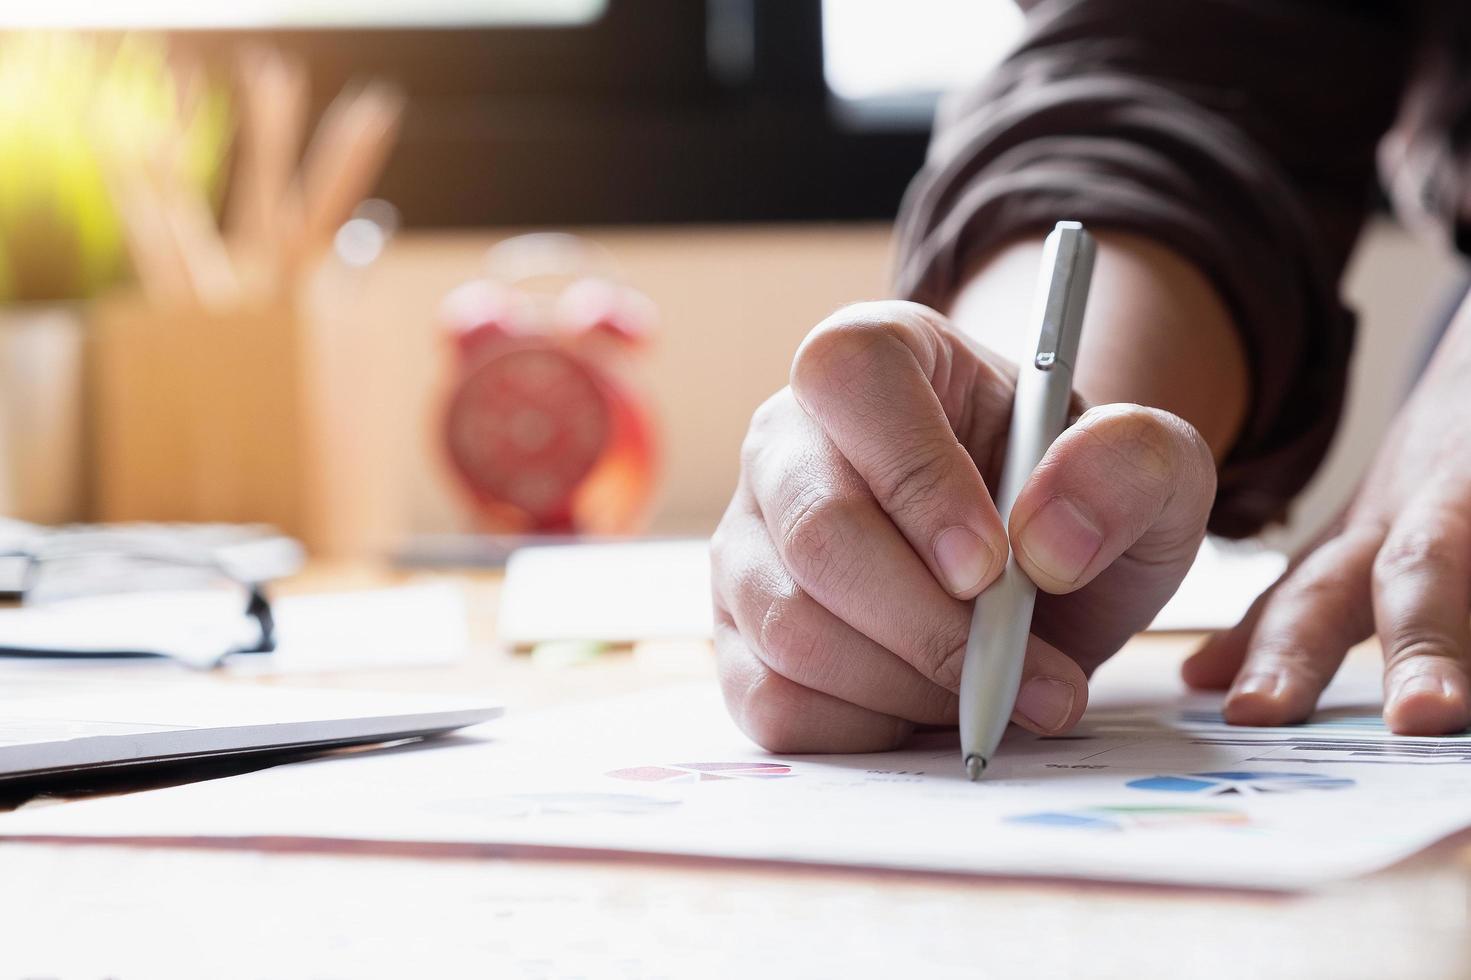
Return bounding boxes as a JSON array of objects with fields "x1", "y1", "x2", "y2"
[{"x1": 961, "y1": 221, "x2": 1095, "y2": 781}]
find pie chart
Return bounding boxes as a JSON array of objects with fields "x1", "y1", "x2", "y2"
[
  {"x1": 606, "y1": 762, "x2": 793, "y2": 783},
  {"x1": 1008, "y1": 805, "x2": 1249, "y2": 832},
  {"x1": 1127, "y1": 771, "x2": 1355, "y2": 796}
]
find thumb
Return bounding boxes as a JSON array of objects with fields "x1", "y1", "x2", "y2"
[
  {"x1": 1010, "y1": 404, "x2": 1216, "y2": 594},
  {"x1": 1010, "y1": 404, "x2": 1217, "y2": 670}
]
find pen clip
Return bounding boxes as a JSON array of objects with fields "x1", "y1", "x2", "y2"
[{"x1": 1034, "y1": 221, "x2": 1093, "y2": 372}]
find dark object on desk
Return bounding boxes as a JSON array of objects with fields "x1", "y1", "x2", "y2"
[
  {"x1": 0, "y1": 733, "x2": 401, "y2": 813},
  {"x1": 0, "y1": 680, "x2": 501, "y2": 805},
  {"x1": 0, "y1": 520, "x2": 303, "y2": 598},
  {"x1": 0, "y1": 521, "x2": 297, "y2": 669}
]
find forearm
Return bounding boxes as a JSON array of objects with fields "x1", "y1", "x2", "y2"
[
  {"x1": 894, "y1": 1, "x2": 1409, "y2": 535},
  {"x1": 946, "y1": 232, "x2": 1250, "y2": 463}
]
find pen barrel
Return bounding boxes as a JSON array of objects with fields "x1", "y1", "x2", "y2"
[
  {"x1": 959, "y1": 360, "x2": 1075, "y2": 759},
  {"x1": 958, "y1": 220, "x2": 1095, "y2": 768},
  {"x1": 993, "y1": 358, "x2": 1076, "y2": 520},
  {"x1": 960, "y1": 555, "x2": 1040, "y2": 758}
]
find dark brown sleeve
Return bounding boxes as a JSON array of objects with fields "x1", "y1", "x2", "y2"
[
  {"x1": 894, "y1": 0, "x2": 1418, "y2": 537},
  {"x1": 1381, "y1": 3, "x2": 1471, "y2": 258}
]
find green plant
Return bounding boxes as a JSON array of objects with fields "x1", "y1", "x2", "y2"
[{"x1": 0, "y1": 33, "x2": 230, "y2": 302}]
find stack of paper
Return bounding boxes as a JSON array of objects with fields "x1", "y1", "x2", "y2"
[{"x1": 6, "y1": 650, "x2": 1470, "y2": 889}]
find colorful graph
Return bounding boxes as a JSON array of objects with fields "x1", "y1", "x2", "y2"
[
  {"x1": 1127, "y1": 771, "x2": 1355, "y2": 795},
  {"x1": 606, "y1": 762, "x2": 794, "y2": 783},
  {"x1": 1008, "y1": 805, "x2": 1248, "y2": 832},
  {"x1": 1179, "y1": 734, "x2": 1471, "y2": 764},
  {"x1": 1179, "y1": 708, "x2": 1388, "y2": 730}
]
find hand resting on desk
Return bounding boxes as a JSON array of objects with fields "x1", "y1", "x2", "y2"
[{"x1": 1186, "y1": 295, "x2": 1471, "y2": 737}]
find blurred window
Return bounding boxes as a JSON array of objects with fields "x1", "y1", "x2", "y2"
[
  {"x1": 9, "y1": 2, "x2": 1006, "y2": 226},
  {"x1": 822, "y1": 0, "x2": 1022, "y2": 101},
  {"x1": 0, "y1": 1, "x2": 607, "y2": 28}
]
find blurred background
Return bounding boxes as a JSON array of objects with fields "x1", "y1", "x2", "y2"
[{"x1": 0, "y1": 0, "x2": 1462, "y2": 564}]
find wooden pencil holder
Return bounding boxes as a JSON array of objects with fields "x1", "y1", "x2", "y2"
[{"x1": 88, "y1": 290, "x2": 400, "y2": 558}]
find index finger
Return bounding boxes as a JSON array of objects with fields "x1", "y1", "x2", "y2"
[
  {"x1": 1373, "y1": 491, "x2": 1471, "y2": 735},
  {"x1": 789, "y1": 302, "x2": 1010, "y2": 599}
]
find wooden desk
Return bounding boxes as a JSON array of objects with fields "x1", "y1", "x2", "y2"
[{"x1": 6, "y1": 567, "x2": 1471, "y2": 979}]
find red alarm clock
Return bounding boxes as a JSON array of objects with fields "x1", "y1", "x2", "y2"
[{"x1": 439, "y1": 235, "x2": 659, "y2": 534}]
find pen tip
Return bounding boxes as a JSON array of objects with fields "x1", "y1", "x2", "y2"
[{"x1": 965, "y1": 754, "x2": 987, "y2": 782}]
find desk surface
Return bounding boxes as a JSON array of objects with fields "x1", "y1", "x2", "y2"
[{"x1": 7, "y1": 567, "x2": 1471, "y2": 979}]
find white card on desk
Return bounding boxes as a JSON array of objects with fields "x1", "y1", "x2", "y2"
[
  {"x1": 498, "y1": 539, "x2": 713, "y2": 646},
  {"x1": 7, "y1": 649, "x2": 1469, "y2": 890}
]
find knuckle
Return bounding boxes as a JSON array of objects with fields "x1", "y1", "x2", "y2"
[
  {"x1": 741, "y1": 390, "x2": 795, "y2": 469},
  {"x1": 818, "y1": 300, "x2": 945, "y2": 336},
  {"x1": 723, "y1": 550, "x2": 773, "y2": 617},
  {"x1": 1071, "y1": 405, "x2": 1216, "y2": 524},
  {"x1": 1172, "y1": 417, "x2": 1217, "y2": 492},
  {"x1": 748, "y1": 388, "x2": 795, "y2": 437},
  {"x1": 708, "y1": 524, "x2": 744, "y2": 608},
  {"x1": 870, "y1": 444, "x2": 951, "y2": 516},
  {"x1": 1383, "y1": 634, "x2": 1465, "y2": 674},
  {"x1": 792, "y1": 316, "x2": 905, "y2": 394},
  {"x1": 708, "y1": 496, "x2": 760, "y2": 593},
  {"x1": 1241, "y1": 634, "x2": 1337, "y2": 687},
  {"x1": 736, "y1": 671, "x2": 806, "y2": 752},
  {"x1": 918, "y1": 625, "x2": 967, "y2": 692},
  {"x1": 1076, "y1": 404, "x2": 1180, "y2": 488},
  {"x1": 1286, "y1": 547, "x2": 1356, "y2": 598},
  {"x1": 1373, "y1": 527, "x2": 1465, "y2": 587},
  {"x1": 1255, "y1": 532, "x2": 1376, "y2": 633},
  {"x1": 778, "y1": 488, "x2": 862, "y2": 585},
  {"x1": 792, "y1": 300, "x2": 947, "y2": 396},
  {"x1": 738, "y1": 430, "x2": 763, "y2": 476},
  {"x1": 708, "y1": 528, "x2": 732, "y2": 586},
  {"x1": 709, "y1": 506, "x2": 731, "y2": 553},
  {"x1": 1277, "y1": 551, "x2": 1363, "y2": 614},
  {"x1": 757, "y1": 586, "x2": 820, "y2": 676}
]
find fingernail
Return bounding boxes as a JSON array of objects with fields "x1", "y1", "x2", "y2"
[
  {"x1": 1231, "y1": 671, "x2": 1286, "y2": 702},
  {"x1": 933, "y1": 526, "x2": 996, "y2": 595},
  {"x1": 1386, "y1": 672, "x2": 1470, "y2": 735},
  {"x1": 1016, "y1": 497, "x2": 1104, "y2": 586},
  {"x1": 1391, "y1": 673, "x2": 1455, "y2": 704},
  {"x1": 1015, "y1": 677, "x2": 1076, "y2": 732}
]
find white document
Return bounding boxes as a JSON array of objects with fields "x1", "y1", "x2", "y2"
[
  {"x1": 1148, "y1": 538, "x2": 1287, "y2": 631},
  {"x1": 6, "y1": 651, "x2": 1471, "y2": 890}
]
